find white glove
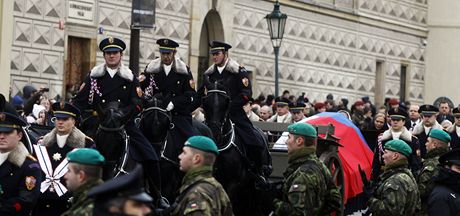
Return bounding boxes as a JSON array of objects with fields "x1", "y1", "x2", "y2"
[{"x1": 166, "y1": 102, "x2": 174, "y2": 111}]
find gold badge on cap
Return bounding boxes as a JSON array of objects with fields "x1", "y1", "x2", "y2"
[
  {"x1": 25, "y1": 176, "x2": 37, "y2": 191},
  {"x1": 60, "y1": 101, "x2": 65, "y2": 109},
  {"x1": 108, "y1": 36, "x2": 114, "y2": 44},
  {"x1": 164, "y1": 39, "x2": 168, "y2": 45},
  {"x1": 242, "y1": 78, "x2": 249, "y2": 87},
  {"x1": 0, "y1": 113, "x2": 5, "y2": 122}
]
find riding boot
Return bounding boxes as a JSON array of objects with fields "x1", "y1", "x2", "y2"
[
  {"x1": 246, "y1": 145, "x2": 271, "y2": 190},
  {"x1": 142, "y1": 160, "x2": 170, "y2": 209}
]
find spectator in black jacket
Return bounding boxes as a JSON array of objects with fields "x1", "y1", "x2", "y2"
[{"x1": 427, "y1": 149, "x2": 460, "y2": 216}]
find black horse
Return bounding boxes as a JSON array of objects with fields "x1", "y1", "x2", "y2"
[
  {"x1": 138, "y1": 94, "x2": 212, "y2": 202},
  {"x1": 202, "y1": 83, "x2": 271, "y2": 216},
  {"x1": 94, "y1": 101, "x2": 134, "y2": 180}
]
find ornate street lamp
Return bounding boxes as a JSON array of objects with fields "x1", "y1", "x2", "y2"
[{"x1": 265, "y1": 0, "x2": 287, "y2": 98}]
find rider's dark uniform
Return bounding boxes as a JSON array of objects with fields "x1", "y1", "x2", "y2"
[
  {"x1": 196, "y1": 41, "x2": 271, "y2": 179},
  {"x1": 71, "y1": 37, "x2": 163, "y2": 203},
  {"x1": 141, "y1": 38, "x2": 199, "y2": 152}
]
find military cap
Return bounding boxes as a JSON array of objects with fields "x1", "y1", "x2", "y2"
[
  {"x1": 287, "y1": 122, "x2": 317, "y2": 138},
  {"x1": 99, "y1": 37, "x2": 126, "y2": 52},
  {"x1": 419, "y1": 104, "x2": 438, "y2": 116},
  {"x1": 156, "y1": 38, "x2": 179, "y2": 53},
  {"x1": 439, "y1": 148, "x2": 460, "y2": 166},
  {"x1": 52, "y1": 102, "x2": 81, "y2": 119},
  {"x1": 185, "y1": 136, "x2": 219, "y2": 155},
  {"x1": 290, "y1": 102, "x2": 306, "y2": 113},
  {"x1": 452, "y1": 106, "x2": 460, "y2": 118},
  {"x1": 88, "y1": 164, "x2": 152, "y2": 203},
  {"x1": 384, "y1": 139, "x2": 412, "y2": 158},
  {"x1": 388, "y1": 107, "x2": 408, "y2": 120},
  {"x1": 0, "y1": 112, "x2": 27, "y2": 133},
  {"x1": 66, "y1": 148, "x2": 105, "y2": 166},
  {"x1": 429, "y1": 129, "x2": 451, "y2": 143},
  {"x1": 209, "y1": 41, "x2": 232, "y2": 54},
  {"x1": 275, "y1": 98, "x2": 290, "y2": 107}
]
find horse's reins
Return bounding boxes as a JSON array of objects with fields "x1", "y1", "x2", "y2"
[{"x1": 98, "y1": 124, "x2": 125, "y2": 132}]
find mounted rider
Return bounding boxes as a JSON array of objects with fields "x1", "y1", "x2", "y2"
[
  {"x1": 71, "y1": 37, "x2": 165, "y2": 207},
  {"x1": 32, "y1": 102, "x2": 94, "y2": 216},
  {"x1": 195, "y1": 41, "x2": 272, "y2": 185},
  {"x1": 140, "y1": 38, "x2": 199, "y2": 153}
]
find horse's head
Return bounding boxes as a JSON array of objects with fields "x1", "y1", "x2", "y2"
[
  {"x1": 202, "y1": 81, "x2": 230, "y2": 144},
  {"x1": 96, "y1": 101, "x2": 130, "y2": 131},
  {"x1": 140, "y1": 93, "x2": 172, "y2": 145}
]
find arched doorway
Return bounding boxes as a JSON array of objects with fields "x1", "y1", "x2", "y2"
[{"x1": 196, "y1": 10, "x2": 224, "y2": 86}]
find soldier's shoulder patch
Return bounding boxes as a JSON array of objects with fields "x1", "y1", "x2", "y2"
[
  {"x1": 25, "y1": 176, "x2": 37, "y2": 190},
  {"x1": 183, "y1": 201, "x2": 205, "y2": 214},
  {"x1": 136, "y1": 87, "x2": 143, "y2": 97},
  {"x1": 242, "y1": 78, "x2": 249, "y2": 87}
]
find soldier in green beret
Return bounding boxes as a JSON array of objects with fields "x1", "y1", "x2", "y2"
[
  {"x1": 367, "y1": 139, "x2": 421, "y2": 215},
  {"x1": 61, "y1": 148, "x2": 105, "y2": 216},
  {"x1": 170, "y1": 136, "x2": 233, "y2": 215},
  {"x1": 417, "y1": 129, "x2": 450, "y2": 214},
  {"x1": 272, "y1": 122, "x2": 342, "y2": 215}
]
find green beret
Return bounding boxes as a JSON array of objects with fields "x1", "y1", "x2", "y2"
[
  {"x1": 429, "y1": 129, "x2": 451, "y2": 143},
  {"x1": 185, "y1": 136, "x2": 219, "y2": 155},
  {"x1": 384, "y1": 140, "x2": 412, "y2": 158},
  {"x1": 287, "y1": 122, "x2": 317, "y2": 138},
  {"x1": 67, "y1": 148, "x2": 105, "y2": 166}
]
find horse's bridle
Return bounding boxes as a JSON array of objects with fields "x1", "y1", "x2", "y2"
[
  {"x1": 203, "y1": 89, "x2": 231, "y2": 132},
  {"x1": 140, "y1": 105, "x2": 174, "y2": 130}
]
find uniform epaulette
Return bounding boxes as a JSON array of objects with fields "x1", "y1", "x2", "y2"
[{"x1": 27, "y1": 155, "x2": 37, "y2": 161}]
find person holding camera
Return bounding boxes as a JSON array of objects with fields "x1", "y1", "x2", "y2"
[{"x1": 23, "y1": 87, "x2": 54, "y2": 126}]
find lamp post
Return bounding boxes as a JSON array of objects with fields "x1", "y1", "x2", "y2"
[{"x1": 265, "y1": 0, "x2": 287, "y2": 98}]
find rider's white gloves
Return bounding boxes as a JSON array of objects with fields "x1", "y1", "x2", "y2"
[{"x1": 166, "y1": 102, "x2": 174, "y2": 111}]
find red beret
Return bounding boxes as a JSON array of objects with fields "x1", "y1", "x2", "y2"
[
  {"x1": 314, "y1": 102, "x2": 325, "y2": 110},
  {"x1": 389, "y1": 98, "x2": 399, "y2": 106},
  {"x1": 354, "y1": 101, "x2": 364, "y2": 106}
]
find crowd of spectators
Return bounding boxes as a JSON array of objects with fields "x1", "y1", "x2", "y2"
[{"x1": 243, "y1": 90, "x2": 457, "y2": 133}]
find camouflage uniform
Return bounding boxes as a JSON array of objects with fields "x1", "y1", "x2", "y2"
[
  {"x1": 273, "y1": 147, "x2": 342, "y2": 216},
  {"x1": 368, "y1": 158, "x2": 421, "y2": 216},
  {"x1": 172, "y1": 166, "x2": 233, "y2": 216},
  {"x1": 61, "y1": 179, "x2": 103, "y2": 216},
  {"x1": 417, "y1": 147, "x2": 448, "y2": 214}
]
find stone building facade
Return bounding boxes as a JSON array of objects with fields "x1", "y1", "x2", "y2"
[{"x1": 5, "y1": 0, "x2": 428, "y2": 106}]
